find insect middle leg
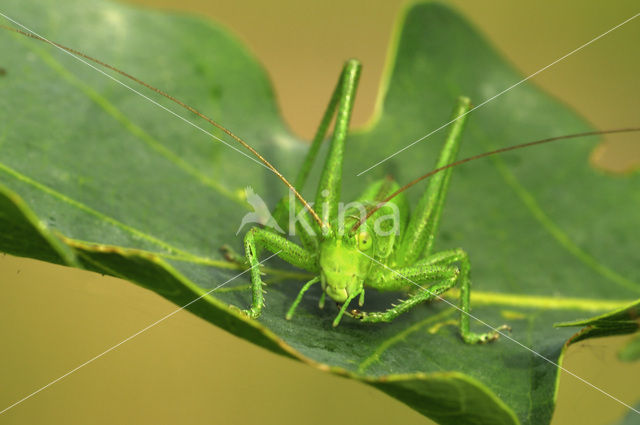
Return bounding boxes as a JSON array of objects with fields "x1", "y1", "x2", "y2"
[{"x1": 359, "y1": 249, "x2": 505, "y2": 344}]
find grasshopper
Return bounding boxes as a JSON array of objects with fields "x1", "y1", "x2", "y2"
[
  {"x1": 228, "y1": 58, "x2": 639, "y2": 342},
  {"x1": 4, "y1": 25, "x2": 638, "y2": 345},
  {"x1": 235, "y1": 60, "x2": 504, "y2": 343}
]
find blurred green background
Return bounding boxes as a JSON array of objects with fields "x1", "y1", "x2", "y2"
[{"x1": 1, "y1": 1, "x2": 639, "y2": 424}]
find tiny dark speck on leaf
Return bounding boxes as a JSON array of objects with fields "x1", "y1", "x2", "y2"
[
  {"x1": 210, "y1": 85, "x2": 223, "y2": 99},
  {"x1": 0, "y1": 68, "x2": 6, "y2": 76}
]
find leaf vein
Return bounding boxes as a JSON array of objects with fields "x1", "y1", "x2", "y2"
[
  {"x1": 478, "y1": 132, "x2": 640, "y2": 294},
  {"x1": 0, "y1": 162, "x2": 198, "y2": 259},
  {"x1": 13, "y1": 31, "x2": 247, "y2": 208}
]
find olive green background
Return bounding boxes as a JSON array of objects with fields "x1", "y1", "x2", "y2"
[{"x1": 1, "y1": 1, "x2": 639, "y2": 424}]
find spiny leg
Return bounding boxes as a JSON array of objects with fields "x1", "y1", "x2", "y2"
[
  {"x1": 286, "y1": 276, "x2": 320, "y2": 320},
  {"x1": 272, "y1": 60, "x2": 362, "y2": 245},
  {"x1": 314, "y1": 59, "x2": 361, "y2": 230},
  {"x1": 357, "y1": 263, "x2": 457, "y2": 322},
  {"x1": 428, "y1": 249, "x2": 509, "y2": 343},
  {"x1": 243, "y1": 227, "x2": 317, "y2": 318},
  {"x1": 271, "y1": 80, "x2": 337, "y2": 248},
  {"x1": 223, "y1": 76, "x2": 351, "y2": 263},
  {"x1": 360, "y1": 249, "x2": 506, "y2": 344},
  {"x1": 244, "y1": 61, "x2": 361, "y2": 319},
  {"x1": 395, "y1": 97, "x2": 471, "y2": 266}
]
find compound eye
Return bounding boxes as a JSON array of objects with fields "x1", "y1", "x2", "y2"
[{"x1": 356, "y1": 231, "x2": 372, "y2": 250}]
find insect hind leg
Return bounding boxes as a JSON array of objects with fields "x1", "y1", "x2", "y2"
[
  {"x1": 436, "y1": 248, "x2": 510, "y2": 343},
  {"x1": 395, "y1": 97, "x2": 471, "y2": 266}
]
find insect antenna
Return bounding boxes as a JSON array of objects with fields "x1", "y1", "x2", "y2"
[
  {"x1": 0, "y1": 23, "x2": 324, "y2": 228},
  {"x1": 352, "y1": 127, "x2": 640, "y2": 232}
]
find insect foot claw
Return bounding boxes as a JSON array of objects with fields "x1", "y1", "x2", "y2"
[
  {"x1": 481, "y1": 332, "x2": 500, "y2": 343},
  {"x1": 347, "y1": 309, "x2": 365, "y2": 319},
  {"x1": 228, "y1": 304, "x2": 260, "y2": 320},
  {"x1": 464, "y1": 323, "x2": 511, "y2": 344},
  {"x1": 358, "y1": 312, "x2": 390, "y2": 323}
]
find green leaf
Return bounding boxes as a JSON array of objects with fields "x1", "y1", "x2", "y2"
[
  {"x1": 557, "y1": 301, "x2": 640, "y2": 341},
  {"x1": 557, "y1": 301, "x2": 640, "y2": 360},
  {"x1": 1, "y1": 1, "x2": 638, "y2": 424}
]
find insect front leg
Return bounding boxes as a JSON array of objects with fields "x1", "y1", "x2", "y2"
[
  {"x1": 360, "y1": 249, "x2": 507, "y2": 344},
  {"x1": 286, "y1": 276, "x2": 320, "y2": 320},
  {"x1": 243, "y1": 227, "x2": 318, "y2": 318}
]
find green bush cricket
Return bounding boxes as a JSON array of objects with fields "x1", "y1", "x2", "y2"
[
  {"x1": 224, "y1": 58, "x2": 639, "y2": 343},
  {"x1": 2, "y1": 24, "x2": 638, "y2": 348}
]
